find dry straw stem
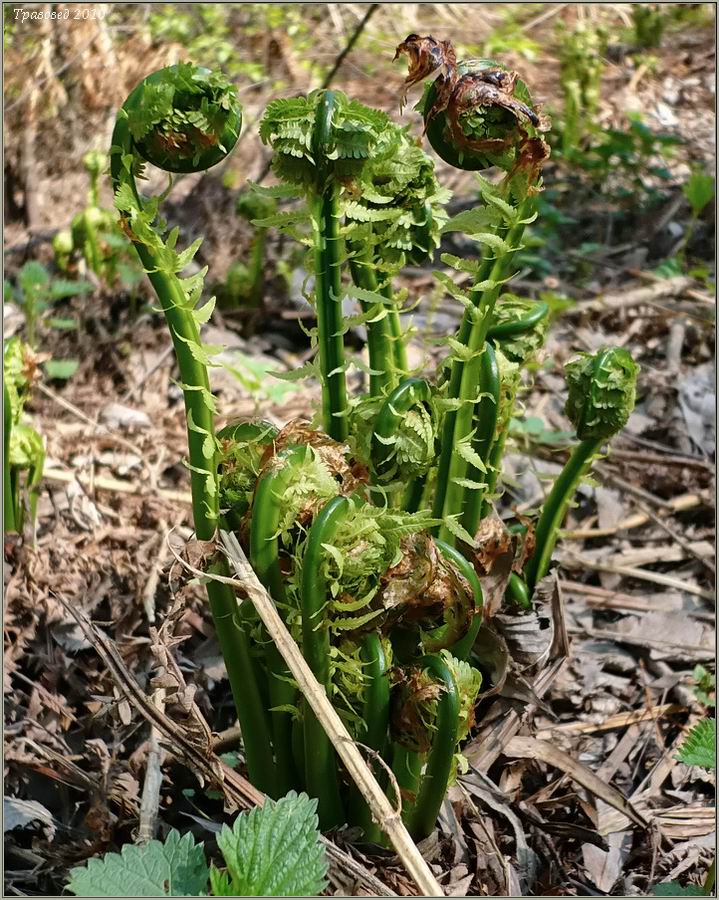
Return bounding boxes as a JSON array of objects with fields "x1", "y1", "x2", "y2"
[{"x1": 219, "y1": 530, "x2": 445, "y2": 899}]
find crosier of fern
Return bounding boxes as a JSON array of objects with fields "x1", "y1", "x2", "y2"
[{"x1": 110, "y1": 63, "x2": 276, "y2": 795}]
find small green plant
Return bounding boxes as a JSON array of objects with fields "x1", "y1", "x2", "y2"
[
  {"x1": 652, "y1": 714, "x2": 715, "y2": 896},
  {"x1": 67, "y1": 791, "x2": 328, "y2": 898},
  {"x1": 110, "y1": 40, "x2": 637, "y2": 845},
  {"x1": 3, "y1": 338, "x2": 44, "y2": 534},
  {"x1": 4, "y1": 260, "x2": 92, "y2": 347},
  {"x1": 557, "y1": 21, "x2": 606, "y2": 158},
  {"x1": 215, "y1": 190, "x2": 277, "y2": 312},
  {"x1": 54, "y1": 151, "x2": 143, "y2": 291},
  {"x1": 630, "y1": 3, "x2": 666, "y2": 49}
]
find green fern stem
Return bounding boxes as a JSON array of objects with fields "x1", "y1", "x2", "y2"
[
  {"x1": 434, "y1": 210, "x2": 531, "y2": 542},
  {"x1": 371, "y1": 377, "x2": 433, "y2": 505},
  {"x1": 250, "y1": 445, "x2": 313, "y2": 796},
  {"x1": 300, "y1": 494, "x2": 348, "y2": 827},
  {"x1": 312, "y1": 92, "x2": 348, "y2": 442},
  {"x1": 381, "y1": 280, "x2": 408, "y2": 377},
  {"x1": 432, "y1": 539, "x2": 483, "y2": 661},
  {"x1": 3, "y1": 376, "x2": 16, "y2": 533},
  {"x1": 459, "y1": 341, "x2": 500, "y2": 537},
  {"x1": 348, "y1": 245, "x2": 395, "y2": 397},
  {"x1": 404, "y1": 654, "x2": 460, "y2": 840},
  {"x1": 506, "y1": 572, "x2": 532, "y2": 611},
  {"x1": 524, "y1": 438, "x2": 601, "y2": 593},
  {"x1": 347, "y1": 632, "x2": 391, "y2": 842},
  {"x1": 431, "y1": 226, "x2": 510, "y2": 527},
  {"x1": 109, "y1": 68, "x2": 274, "y2": 796}
]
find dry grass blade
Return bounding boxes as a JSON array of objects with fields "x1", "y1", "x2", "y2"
[
  {"x1": 503, "y1": 736, "x2": 650, "y2": 831},
  {"x1": 219, "y1": 530, "x2": 445, "y2": 898}
]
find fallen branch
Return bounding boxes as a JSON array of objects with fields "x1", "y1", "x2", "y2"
[{"x1": 219, "y1": 530, "x2": 445, "y2": 898}]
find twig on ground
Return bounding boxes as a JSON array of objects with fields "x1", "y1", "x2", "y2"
[
  {"x1": 42, "y1": 466, "x2": 192, "y2": 505},
  {"x1": 563, "y1": 491, "x2": 705, "y2": 539},
  {"x1": 137, "y1": 688, "x2": 166, "y2": 845},
  {"x1": 218, "y1": 530, "x2": 445, "y2": 898},
  {"x1": 535, "y1": 704, "x2": 685, "y2": 738},
  {"x1": 560, "y1": 549, "x2": 714, "y2": 600},
  {"x1": 141, "y1": 518, "x2": 171, "y2": 623},
  {"x1": 37, "y1": 382, "x2": 145, "y2": 458}
]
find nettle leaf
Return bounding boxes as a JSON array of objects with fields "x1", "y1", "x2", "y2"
[
  {"x1": 215, "y1": 791, "x2": 328, "y2": 897},
  {"x1": 676, "y1": 718, "x2": 716, "y2": 770},
  {"x1": 66, "y1": 830, "x2": 208, "y2": 897},
  {"x1": 652, "y1": 882, "x2": 706, "y2": 897}
]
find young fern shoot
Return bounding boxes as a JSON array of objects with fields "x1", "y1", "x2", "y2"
[{"x1": 109, "y1": 63, "x2": 275, "y2": 794}]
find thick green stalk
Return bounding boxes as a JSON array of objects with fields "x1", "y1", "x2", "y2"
[
  {"x1": 506, "y1": 573, "x2": 531, "y2": 610},
  {"x1": 524, "y1": 438, "x2": 601, "y2": 593},
  {"x1": 110, "y1": 108, "x2": 274, "y2": 795},
  {"x1": 432, "y1": 213, "x2": 525, "y2": 532},
  {"x1": 390, "y1": 744, "x2": 422, "y2": 826},
  {"x1": 348, "y1": 245, "x2": 395, "y2": 397},
  {"x1": 432, "y1": 539, "x2": 483, "y2": 660},
  {"x1": 3, "y1": 378, "x2": 16, "y2": 533},
  {"x1": 250, "y1": 445, "x2": 312, "y2": 796},
  {"x1": 348, "y1": 632, "x2": 390, "y2": 841},
  {"x1": 460, "y1": 342, "x2": 500, "y2": 537},
  {"x1": 380, "y1": 280, "x2": 408, "y2": 377},
  {"x1": 300, "y1": 494, "x2": 348, "y2": 828},
  {"x1": 405, "y1": 654, "x2": 460, "y2": 840},
  {"x1": 312, "y1": 92, "x2": 348, "y2": 442}
]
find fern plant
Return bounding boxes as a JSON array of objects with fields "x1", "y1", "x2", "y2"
[{"x1": 110, "y1": 39, "x2": 638, "y2": 845}]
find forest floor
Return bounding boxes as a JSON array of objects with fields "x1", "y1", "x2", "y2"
[{"x1": 3, "y1": 4, "x2": 716, "y2": 897}]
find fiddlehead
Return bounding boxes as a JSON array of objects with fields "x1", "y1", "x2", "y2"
[
  {"x1": 394, "y1": 36, "x2": 550, "y2": 547},
  {"x1": 390, "y1": 651, "x2": 481, "y2": 839},
  {"x1": 260, "y1": 90, "x2": 389, "y2": 440},
  {"x1": 525, "y1": 347, "x2": 639, "y2": 592},
  {"x1": 108, "y1": 65, "x2": 279, "y2": 795},
  {"x1": 394, "y1": 34, "x2": 548, "y2": 173}
]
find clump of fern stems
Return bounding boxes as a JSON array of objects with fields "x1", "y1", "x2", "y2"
[{"x1": 111, "y1": 43, "x2": 638, "y2": 844}]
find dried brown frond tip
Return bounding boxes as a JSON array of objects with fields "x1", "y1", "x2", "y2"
[{"x1": 394, "y1": 33, "x2": 456, "y2": 113}]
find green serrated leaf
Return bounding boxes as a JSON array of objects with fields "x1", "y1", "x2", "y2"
[
  {"x1": 216, "y1": 791, "x2": 328, "y2": 897},
  {"x1": 676, "y1": 718, "x2": 716, "y2": 770},
  {"x1": 652, "y1": 881, "x2": 706, "y2": 896},
  {"x1": 443, "y1": 515, "x2": 478, "y2": 548},
  {"x1": 66, "y1": 830, "x2": 208, "y2": 897}
]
